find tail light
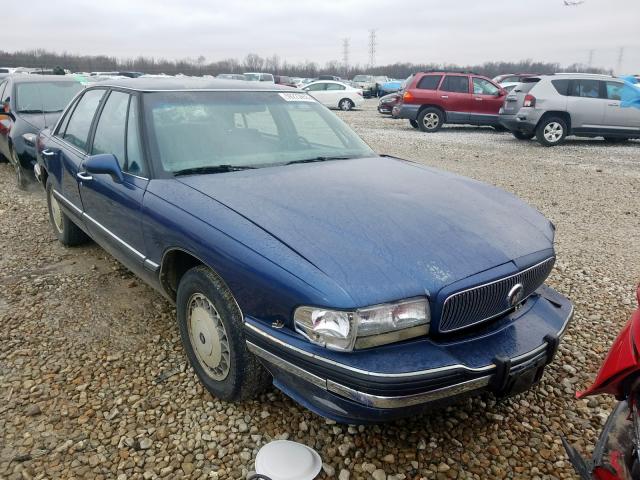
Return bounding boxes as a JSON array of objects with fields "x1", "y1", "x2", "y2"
[
  {"x1": 523, "y1": 94, "x2": 536, "y2": 107},
  {"x1": 403, "y1": 91, "x2": 414, "y2": 102}
]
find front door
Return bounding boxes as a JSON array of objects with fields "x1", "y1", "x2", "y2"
[
  {"x1": 602, "y1": 80, "x2": 640, "y2": 133},
  {"x1": 79, "y1": 90, "x2": 149, "y2": 271},
  {"x1": 469, "y1": 77, "x2": 505, "y2": 125}
]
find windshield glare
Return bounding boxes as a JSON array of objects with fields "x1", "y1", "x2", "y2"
[
  {"x1": 16, "y1": 81, "x2": 83, "y2": 113},
  {"x1": 144, "y1": 91, "x2": 375, "y2": 173}
]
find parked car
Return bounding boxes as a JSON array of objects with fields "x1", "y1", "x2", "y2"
[
  {"x1": 274, "y1": 75, "x2": 297, "y2": 88},
  {"x1": 244, "y1": 72, "x2": 275, "y2": 83},
  {"x1": 302, "y1": 80, "x2": 364, "y2": 110},
  {"x1": 0, "y1": 74, "x2": 83, "y2": 188},
  {"x1": 0, "y1": 67, "x2": 15, "y2": 80},
  {"x1": 352, "y1": 75, "x2": 376, "y2": 97},
  {"x1": 499, "y1": 73, "x2": 640, "y2": 146},
  {"x1": 318, "y1": 75, "x2": 341, "y2": 81},
  {"x1": 34, "y1": 77, "x2": 572, "y2": 423},
  {"x1": 397, "y1": 71, "x2": 508, "y2": 132},
  {"x1": 378, "y1": 92, "x2": 402, "y2": 115},
  {"x1": 217, "y1": 74, "x2": 247, "y2": 81},
  {"x1": 373, "y1": 76, "x2": 390, "y2": 97},
  {"x1": 378, "y1": 79, "x2": 404, "y2": 96}
]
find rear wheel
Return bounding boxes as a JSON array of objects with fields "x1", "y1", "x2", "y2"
[
  {"x1": 409, "y1": 120, "x2": 419, "y2": 129},
  {"x1": 536, "y1": 116, "x2": 567, "y2": 146},
  {"x1": 46, "y1": 179, "x2": 89, "y2": 246},
  {"x1": 604, "y1": 137, "x2": 628, "y2": 143},
  {"x1": 513, "y1": 131, "x2": 535, "y2": 140},
  {"x1": 338, "y1": 98, "x2": 354, "y2": 111},
  {"x1": 417, "y1": 108, "x2": 444, "y2": 132},
  {"x1": 493, "y1": 125, "x2": 508, "y2": 132},
  {"x1": 177, "y1": 266, "x2": 271, "y2": 401}
]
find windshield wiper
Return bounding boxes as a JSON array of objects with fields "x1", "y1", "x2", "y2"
[
  {"x1": 17, "y1": 109, "x2": 46, "y2": 114},
  {"x1": 286, "y1": 156, "x2": 353, "y2": 165},
  {"x1": 173, "y1": 165, "x2": 256, "y2": 176}
]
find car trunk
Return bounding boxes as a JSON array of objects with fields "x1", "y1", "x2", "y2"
[{"x1": 502, "y1": 78, "x2": 540, "y2": 114}]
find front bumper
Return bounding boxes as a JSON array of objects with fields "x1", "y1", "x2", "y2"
[
  {"x1": 245, "y1": 284, "x2": 573, "y2": 423},
  {"x1": 377, "y1": 104, "x2": 395, "y2": 114}
]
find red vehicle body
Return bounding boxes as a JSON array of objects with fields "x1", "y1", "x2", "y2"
[
  {"x1": 396, "y1": 71, "x2": 507, "y2": 132},
  {"x1": 563, "y1": 285, "x2": 640, "y2": 479}
]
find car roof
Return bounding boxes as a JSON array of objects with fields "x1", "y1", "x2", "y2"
[
  {"x1": 6, "y1": 74, "x2": 81, "y2": 83},
  {"x1": 90, "y1": 77, "x2": 296, "y2": 92}
]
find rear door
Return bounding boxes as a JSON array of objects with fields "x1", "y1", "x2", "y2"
[
  {"x1": 304, "y1": 82, "x2": 330, "y2": 106},
  {"x1": 80, "y1": 89, "x2": 149, "y2": 270},
  {"x1": 437, "y1": 75, "x2": 471, "y2": 123},
  {"x1": 602, "y1": 80, "x2": 640, "y2": 132},
  {"x1": 49, "y1": 88, "x2": 106, "y2": 219},
  {"x1": 566, "y1": 79, "x2": 607, "y2": 132},
  {"x1": 469, "y1": 77, "x2": 505, "y2": 125},
  {"x1": 325, "y1": 82, "x2": 347, "y2": 107}
]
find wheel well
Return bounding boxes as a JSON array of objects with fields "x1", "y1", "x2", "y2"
[
  {"x1": 537, "y1": 111, "x2": 571, "y2": 132},
  {"x1": 160, "y1": 249, "x2": 204, "y2": 300},
  {"x1": 40, "y1": 167, "x2": 49, "y2": 190},
  {"x1": 417, "y1": 104, "x2": 446, "y2": 121}
]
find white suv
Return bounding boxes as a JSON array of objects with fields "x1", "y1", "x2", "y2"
[{"x1": 499, "y1": 73, "x2": 640, "y2": 146}]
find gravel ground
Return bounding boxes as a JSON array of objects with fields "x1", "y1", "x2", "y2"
[{"x1": 1, "y1": 98, "x2": 639, "y2": 479}]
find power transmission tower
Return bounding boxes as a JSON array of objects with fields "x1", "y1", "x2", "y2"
[
  {"x1": 342, "y1": 38, "x2": 350, "y2": 73},
  {"x1": 587, "y1": 49, "x2": 594, "y2": 67},
  {"x1": 616, "y1": 47, "x2": 624, "y2": 73},
  {"x1": 368, "y1": 29, "x2": 377, "y2": 68}
]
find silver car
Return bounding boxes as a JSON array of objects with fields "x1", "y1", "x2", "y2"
[{"x1": 499, "y1": 73, "x2": 640, "y2": 146}]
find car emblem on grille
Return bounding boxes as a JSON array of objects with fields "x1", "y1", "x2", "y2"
[{"x1": 507, "y1": 283, "x2": 525, "y2": 308}]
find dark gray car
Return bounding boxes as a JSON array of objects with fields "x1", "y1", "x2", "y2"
[{"x1": 499, "y1": 73, "x2": 640, "y2": 146}]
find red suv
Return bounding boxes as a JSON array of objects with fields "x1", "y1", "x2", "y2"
[{"x1": 396, "y1": 72, "x2": 507, "y2": 132}]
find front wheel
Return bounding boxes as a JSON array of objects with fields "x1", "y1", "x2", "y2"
[
  {"x1": 417, "y1": 108, "x2": 444, "y2": 132},
  {"x1": 338, "y1": 98, "x2": 354, "y2": 111},
  {"x1": 536, "y1": 116, "x2": 568, "y2": 147},
  {"x1": 512, "y1": 131, "x2": 535, "y2": 140},
  {"x1": 177, "y1": 266, "x2": 271, "y2": 402}
]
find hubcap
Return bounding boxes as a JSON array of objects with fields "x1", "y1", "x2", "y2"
[
  {"x1": 423, "y1": 112, "x2": 439, "y2": 129},
  {"x1": 543, "y1": 122, "x2": 563, "y2": 142},
  {"x1": 340, "y1": 100, "x2": 351, "y2": 110},
  {"x1": 49, "y1": 191, "x2": 64, "y2": 234},
  {"x1": 187, "y1": 293, "x2": 230, "y2": 381}
]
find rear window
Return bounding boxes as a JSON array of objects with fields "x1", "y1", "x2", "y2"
[
  {"x1": 440, "y1": 76, "x2": 469, "y2": 94},
  {"x1": 551, "y1": 79, "x2": 570, "y2": 96},
  {"x1": 569, "y1": 79, "x2": 600, "y2": 98},
  {"x1": 514, "y1": 80, "x2": 539, "y2": 93},
  {"x1": 417, "y1": 75, "x2": 442, "y2": 90}
]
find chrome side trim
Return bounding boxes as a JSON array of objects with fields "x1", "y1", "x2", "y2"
[
  {"x1": 144, "y1": 259, "x2": 160, "y2": 271},
  {"x1": 326, "y1": 376, "x2": 491, "y2": 409},
  {"x1": 244, "y1": 322, "x2": 496, "y2": 377},
  {"x1": 247, "y1": 342, "x2": 326, "y2": 389},
  {"x1": 83, "y1": 213, "x2": 146, "y2": 260},
  {"x1": 52, "y1": 189, "x2": 83, "y2": 215}
]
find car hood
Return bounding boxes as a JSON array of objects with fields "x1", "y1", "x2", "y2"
[{"x1": 178, "y1": 156, "x2": 554, "y2": 305}]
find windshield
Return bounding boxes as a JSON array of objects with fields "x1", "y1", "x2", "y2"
[
  {"x1": 144, "y1": 91, "x2": 375, "y2": 174},
  {"x1": 16, "y1": 81, "x2": 83, "y2": 113},
  {"x1": 353, "y1": 75, "x2": 372, "y2": 82}
]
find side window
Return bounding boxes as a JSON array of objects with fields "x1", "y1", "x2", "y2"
[
  {"x1": 92, "y1": 91, "x2": 128, "y2": 168},
  {"x1": 551, "y1": 79, "x2": 570, "y2": 96},
  {"x1": 604, "y1": 81, "x2": 624, "y2": 101},
  {"x1": 472, "y1": 78, "x2": 500, "y2": 95},
  {"x1": 569, "y1": 79, "x2": 601, "y2": 99},
  {"x1": 126, "y1": 96, "x2": 145, "y2": 176},
  {"x1": 440, "y1": 76, "x2": 469, "y2": 94},
  {"x1": 305, "y1": 83, "x2": 327, "y2": 92},
  {"x1": 417, "y1": 75, "x2": 442, "y2": 90},
  {"x1": 325, "y1": 83, "x2": 345, "y2": 91},
  {"x1": 63, "y1": 89, "x2": 105, "y2": 151}
]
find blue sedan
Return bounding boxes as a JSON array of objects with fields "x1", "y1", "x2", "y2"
[{"x1": 35, "y1": 78, "x2": 573, "y2": 423}]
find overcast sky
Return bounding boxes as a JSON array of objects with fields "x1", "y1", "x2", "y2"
[{"x1": 5, "y1": 0, "x2": 640, "y2": 72}]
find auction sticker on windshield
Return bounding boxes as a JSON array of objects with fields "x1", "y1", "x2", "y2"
[{"x1": 279, "y1": 92, "x2": 315, "y2": 102}]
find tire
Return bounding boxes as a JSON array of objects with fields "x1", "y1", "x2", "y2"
[
  {"x1": 417, "y1": 107, "x2": 444, "y2": 132},
  {"x1": 410, "y1": 119, "x2": 419, "y2": 129},
  {"x1": 46, "y1": 179, "x2": 89, "y2": 246},
  {"x1": 603, "y1": 137, "x2": 628, "y2": 143},
  {"x1": 338, "y1": 98, "x2": 354, "y2": 111},
  {"x1": 536, "y1": 116, "x2": 568, "y2": 147},
  {"x1": 177, "y1": 265, "x2": 271, "y2": 402},
  {"x1": 512, "y1": 131, "x2": 535, "y2": 140}
]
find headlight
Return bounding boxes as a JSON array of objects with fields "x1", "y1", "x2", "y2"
[{"x1": 294, "y1": 298, "x2": 429, "y2": 351}]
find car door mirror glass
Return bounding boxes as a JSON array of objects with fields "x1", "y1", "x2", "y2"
[{"x1": 84, "y1": 153, "x2": 124, "y2": 183}]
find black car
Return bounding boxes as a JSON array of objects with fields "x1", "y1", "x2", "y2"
[
  {"x1": 0, "y1": 75, "x2": 83, "y2": 188},
  {"x1": 377, "y1": 92, "x2": 402, "y2": 115}
]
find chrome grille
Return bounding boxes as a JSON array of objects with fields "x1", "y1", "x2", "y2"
[{"x1": 439, "y1": 257, "x2": 555, "y2": 333}]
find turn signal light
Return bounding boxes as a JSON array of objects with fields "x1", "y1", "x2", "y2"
[
  {"x1": 523, "y1": 94, "x2": 536, "y2": 107},
  {"x1": 403, "y1": 91, "x2": 414, "y2": 102}
]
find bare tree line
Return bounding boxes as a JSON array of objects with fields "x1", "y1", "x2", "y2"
[{"x1": 0, "y1": 49, "x2": 609, "y2": 79}]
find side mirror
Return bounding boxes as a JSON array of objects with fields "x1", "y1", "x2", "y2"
[
  {"x1": 84, "y1": 153, "x2": 124, "y2": 183},
  {"x1": 496, "y1": 90, "x2": 506, "y2": 97}
]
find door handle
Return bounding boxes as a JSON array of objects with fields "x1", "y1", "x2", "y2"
[
  {"x1": 42, "y1": 149, "x2": 56, "y2": 157},
  {"x1": 441, "y1": 95, "x2": 449, "y2": 99},
  {"x1": 608, "y1": 103, "x2": 620, "y2": 107},
  {"x1": 475, "y1": 97, "x2": 483, "y2": 101},
  {"x1": 76, "y1": 172, "x2": 93, "y2": 181}
]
